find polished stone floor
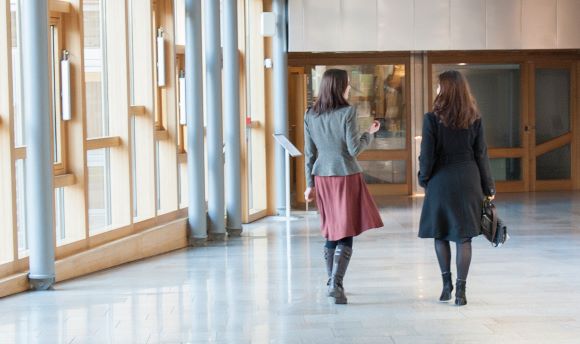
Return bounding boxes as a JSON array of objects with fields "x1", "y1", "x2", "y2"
[{"x1": 2, "y1": 192, "x2": 580, "y2": 344}]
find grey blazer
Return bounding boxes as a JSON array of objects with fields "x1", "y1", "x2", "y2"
[{"x1": 304, "y1": 105, "x2": 372, "y2": 187}]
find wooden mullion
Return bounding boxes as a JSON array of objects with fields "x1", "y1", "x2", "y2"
[
  {"x1": 130, "y1": 0, "x2": 157, "y2": 221},
  {"x1": 521, "y1": 61, "x2": 531, "y2": 192},
  {"x1": 488, "y1": 148, "x2": 525, "y2": 159},
  {"x1": 405, "y1": 59, "x2": 412, "y2": 195},
  {"x1": 105, "y1": 0, "x2": 133, "y2": 227},
  {"x1": 367, "y1": 184, "x2": 408, "y2": 195},
  {"x1": 0, "y1": 0, "x2": 18, "y2": 264},
  {"x1": 358, "y1": 150, "x2": 408, "y2": 161},
  {"x1": 573, "y1": 61, "x2": 580, "y2": 190},
  {"x1": 86, "y1": 136, "x2": 122, "y2": 150},
  {"x1": 49, "y1": 0, "x2": 72, "y2": 14},
  {"x1": 156, "y1": 0, "x2": 179, "y2": 215},
  {"x1": 238, "y1": 0, "x2": 249, "y2": 222},
  {"x1": 495, "y1": 181, "x2": 526, "y2": 193},
  {"x1": 62, "y1": 0, "x2": 89, "y2": 244},
  {"x1": 53, "y1": 173, "x2": 76, "y2": 188},
  {"x1": 529, "y1": 61, "x2": 537, "y2": 191},
  {"x1": 534, "y1": 132, "x2": 573, "y2": 157}
]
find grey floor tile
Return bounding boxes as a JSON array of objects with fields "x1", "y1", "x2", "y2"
[{"x1": 2, "y1": 192, "x2": 580, "y2": 344}]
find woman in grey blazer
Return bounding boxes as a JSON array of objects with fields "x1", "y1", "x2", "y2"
[{"x1": 304, "y1": 68, "x2": 383, "y2": 304}]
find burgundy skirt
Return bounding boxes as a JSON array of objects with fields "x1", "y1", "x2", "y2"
[{"x1": 315, "y1": 173, "x2": 383, "y2": 241}]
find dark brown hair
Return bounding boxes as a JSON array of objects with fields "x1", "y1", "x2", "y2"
[
  {"x1": 433, "y1": 70, "x2": 480, "y2": 129},
  {"x1": 312, "y1": 69, "x2": 350, "y2": 114}
]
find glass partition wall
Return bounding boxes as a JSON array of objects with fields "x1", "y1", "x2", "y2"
[
  {"x1": 430, "y1": 58, "x2": 576, "y2": 192},
  {"x1": 289, "y1": 56, "x2": 412, "y2": 198},
  {"x1": 431, "y1": 64, "x2": 523, "y2": 185},
  {"x1": 309, "y1": 64, "x2": 408, "y2": 188}
]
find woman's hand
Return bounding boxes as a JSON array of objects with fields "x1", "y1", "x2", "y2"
[
  {"x1": 486, "y1": 194, "x2": 495, "y2": 201},
  {"x1": 368, "y1": 120, "x2": 380, "y2": 134},
  {"x1": 304, "y1": 187, "x2": 316, "y2": 202}
]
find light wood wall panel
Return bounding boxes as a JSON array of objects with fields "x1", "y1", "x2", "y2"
[
  {"x1": 377, "y1": 0, "x2": 412, "y2": 51},
  {"x1": 156, "y1": 0, "x2": 179, "y2": 215},
  {"x1": 56, "y1": 219, "x2": 187, "y2": 282},
  {"x1": 289, "y1": 0, "x2": 580, "y2": 51},
  {"x1": 0, "y1": 0, "x2": 17, "y2": 263},
  {"x1": 341, "y1": 0, "x2": 377, "y2": 52},
  {"x1": 173, "y1": 0, "x2": 185, "y2": 46},
  {"x1": 522, "y1": 0, "x2": 557, "y2": 49},
  {"x1": 62, "y1": 0, "x2": 89, "y2": 243},
  {"x1": 557, "y1": 0, "x2": 580, "y2": 49},
  {"x1": 450, "y1": 0, "x2": 485, "y2": 49},
  {"x1": 414, "y1": 0, "x2": 449, "y2": 50},
  {"x1": 287, "y1": 0, "x2": 304, "y2": 52},
  {"x1": 130, "y1": 0, "x2": 156, "y2": 221},
  {"x1": 105, "y1": 0, "x2": 132, "y2": 226},
  {"x1": 486, "y1": 0, "x2": 522, "y2": 49},
  {"x1": 1, "y1": 218, "x2": 187, "y2": 298},
  {"x1": 303, "y1": 0, "x2": 340, "y2": 52}
]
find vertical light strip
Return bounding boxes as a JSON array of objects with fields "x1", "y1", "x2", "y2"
[
  {"x1": 178, "y1": 70, "x2": 186, "y2": 125},
  {"x1": 61, "y1": 50, "x2": 72, "y2": 120},
  {"x1": 157, "y1": 27, "x2": 165, "y2": 87}
]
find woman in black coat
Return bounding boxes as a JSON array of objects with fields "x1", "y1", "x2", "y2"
[{"x1": 418, "y1": 70, "x2": 495, "y2": 306}]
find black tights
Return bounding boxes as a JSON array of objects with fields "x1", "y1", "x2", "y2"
[
  {"x1": 325, "y1": 236, "x2": 353, "y2": 249},
  {"x1": 434, "y1": 238, "x2": 472, "y2": 280}
]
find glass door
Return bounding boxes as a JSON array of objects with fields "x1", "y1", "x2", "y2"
[
  {"x1": 431, "y1": 63, "x2": 527, "y2": 192},
  {"x1": 531, "y1": 63, "x2": 574, "y2": 191}
]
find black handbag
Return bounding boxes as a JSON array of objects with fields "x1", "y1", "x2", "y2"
[{"x1": 481, "y1": 198, "x2": 509, "y2": 247}]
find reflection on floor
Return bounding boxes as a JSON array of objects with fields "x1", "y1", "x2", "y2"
[{"x1": 2, "y1": 192, "x2": 580, "y2": 343}]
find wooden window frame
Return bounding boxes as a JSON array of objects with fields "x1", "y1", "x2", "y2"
[{"x1": 49, "y1": 15, "x2": 68, "y2": 176}]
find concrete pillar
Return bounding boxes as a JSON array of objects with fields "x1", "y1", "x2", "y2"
[
  {"x1": 272, "y1": 0, "x2": 289, "y2": 215},
  {"x1": 185, "y1": 0, "x2": 207, "y2": 243},
  {"x1": 223, "y1": 0, "x2": 242, "y2": 235},
  {"x1": 204, "y1": 0, "x2": 226, "y2": 239},
  {"x1": 21, "y1": 0, "x2": 55, "y2": 290}
]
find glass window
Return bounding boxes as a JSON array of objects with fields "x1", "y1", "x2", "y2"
[
  {"x1": 87, "y1": 148, "x2": 111, "y2": 233},
  {"x1": 55, "y1": 188, "x2": 66, "y2": 244},
  {"x1": 244, "y1": 0, "x2": 268, "y2": 215},
  {"x1": 535, "y1": 69, "x2": 570, "y2": 145},
  {"x1": 490, "y1": 158, "x2": 521, "y2": 181},
  {"x1": 15, "y1": 159, "x2": 27, "y2": 256},
  {"x1": 49, "y1": 23, "x2": 64, "y2": 167},
  {"x1": 10, "y1": 0, "x2": 24, "y2": 146},
  {"x1": 309, "y1": 64, "x2": 407, "y2": 150},
  {"x1": 359, "y1": 160, "x2": 407, "y2": 184},
  {"x1": 83, "y1": 0, "x2": 108, "y2": 138},
  {"x1": 432, "y1": 64, "x2": 521, "y2": 148},
  {"x1": 536, "y1": 145, "x2": 571, "y2": 180}
]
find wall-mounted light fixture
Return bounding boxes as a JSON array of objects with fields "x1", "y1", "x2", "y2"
[
  {"x1": 61, "y1": 50, "x2": 72, "y2": 121},
  {"x1": 178, "y1": 70, "x2": 186, "y2": 125},
  {"x1": 157, "y1": 27, "x2": 166, "y2": 87},
  {"x1": 260, "y1": 12, "x2": 276, "y2": 37}
]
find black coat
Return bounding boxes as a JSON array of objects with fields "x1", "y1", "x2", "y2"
[{"x1": 418, "y1": 113, "x2": 495, "y2": 242}]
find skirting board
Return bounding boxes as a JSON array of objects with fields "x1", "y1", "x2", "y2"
[{"x1": 0, "y1": 218, "x2": 188, "y2": 299}]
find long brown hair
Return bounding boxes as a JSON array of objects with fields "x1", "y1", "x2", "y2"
[
  {"x1": 312, "y1": 69, "x2": 350, "y2": 114},
  {"x1": 433, "y1": 70, "x2": 480, "y2": 129}
]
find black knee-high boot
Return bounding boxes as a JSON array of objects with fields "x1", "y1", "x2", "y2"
[
  {"x1": 324, "y1": 247, "x2": 335, "y2": 296},
  {"x1": 329, "y1": 245, "x2": 352, "y2": 304}
]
